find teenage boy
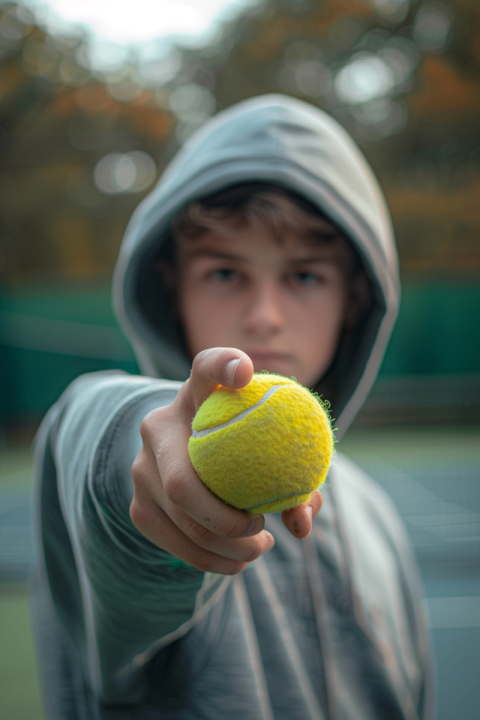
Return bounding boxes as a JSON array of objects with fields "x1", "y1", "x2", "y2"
[{"x1": 33, "y1": 95, "x2": 433, "y2": 720}]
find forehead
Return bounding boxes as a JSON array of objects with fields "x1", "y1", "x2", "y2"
[{"x1": 175, "y1": 221, "x2": 355, "y2": 269}]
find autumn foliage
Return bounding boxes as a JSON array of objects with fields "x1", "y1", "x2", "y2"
[{"x1": 1, "y1": 0, "x2": 479, "y2": 283}]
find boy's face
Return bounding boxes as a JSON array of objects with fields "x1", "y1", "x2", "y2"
[{"x1": 175, "y1": 221, "x2": 354, "y2": 388}]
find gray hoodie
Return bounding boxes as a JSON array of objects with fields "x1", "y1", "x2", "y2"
[{"x1": 33, "y1": 95, "x2": 432, "y2": 720}]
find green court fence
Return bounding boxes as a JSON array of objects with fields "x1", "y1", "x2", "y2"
[{"x1": 1, "y1": 280, "x2": 479, "y2": 427}]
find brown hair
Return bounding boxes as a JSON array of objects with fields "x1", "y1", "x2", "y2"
[
  {"x1": 174, "y1": 182, "x2": 335, "y2": 235},
  {"x1": 170, "y1": 183, "x2": 362, "y2": 278}
]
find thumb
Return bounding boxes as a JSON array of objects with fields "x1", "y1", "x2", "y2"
[{"x1": 177, "y1": 348, "x2": 254, "y2": 415}]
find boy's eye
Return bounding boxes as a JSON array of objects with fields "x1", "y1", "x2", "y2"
[
  {"x1": 292, "y1": 272, "x2": 320, "y2": 286},
  {"x1": 210, "y1": 268, "x2": 239, "y2": 282}
]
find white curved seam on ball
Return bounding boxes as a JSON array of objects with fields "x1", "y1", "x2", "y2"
[
  {"x1": 191, "y1": 385, "x2": 283, "y2": 438},
  {"x1": 242, "y1": 489, "x2": 316, "y2": 510}
]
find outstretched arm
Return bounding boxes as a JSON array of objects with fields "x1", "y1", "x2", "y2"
[{"x1": 35, "y1": 349, "x2": 322, "y2": 703}]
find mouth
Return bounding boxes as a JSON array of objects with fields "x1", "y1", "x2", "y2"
[{"x1": 246, "y1": 352, "x2": 294, "y2": 369}]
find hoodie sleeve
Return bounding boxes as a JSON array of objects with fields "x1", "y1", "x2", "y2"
[{"x1": 35, "y1": 371, "x2": 208, "y2": 702}]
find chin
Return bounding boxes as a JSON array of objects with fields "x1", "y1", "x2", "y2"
[{"x1": 253, "y1": 362, "x2": 294, "y2": 378}]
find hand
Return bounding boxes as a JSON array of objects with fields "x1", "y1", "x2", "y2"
[{"x1": 130, "y1": 347, "x2": 322, "y2": 575}]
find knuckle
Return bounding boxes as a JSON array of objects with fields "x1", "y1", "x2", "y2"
[
  {"x1": 163, "y1": 465, "x2": 188, "y2": 505},
  {"x1": 192, "y1": 348, "x2": 225, "y2": 377},
  {"x1": 131, "y1": 454, "x2": 147, "y2": 488},
  {"x1": 187, "y1": 552, "x2": 243, "y2": 576},
  {"x1": 140, "y1": 408, "x2": 165, "y2": 441},
  {"x1": 129, "y1": 497, "x2": 149, "y2": 531},
  {"x1": 224, "y1": 561, "x2": 246, "y2": 576},
  {"x1": 191, "y1": 351, "x2": 206, "y2": 374},
  {"x1": 193, "y1": 348, "x2": 210, "y2": 366},
  {"x1": 139, "y1": 415, "x2": 152, "y2": 441},
  {"x1": 216, "y1": 516, "x2": 248, "y2": 539},
  {"x1": 185, "y1": 550, "x2": 214, "y2": 573},
  {"x1": 187, "y1": 520, "x2": 214, "y2": 547},
  {"x1": 244, "y1": 542, "x2": 263, "y2": 563}
]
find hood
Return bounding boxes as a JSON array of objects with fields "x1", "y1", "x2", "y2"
[{"x1": 113, "y1": 94, "x2": 400, "y2": 438}]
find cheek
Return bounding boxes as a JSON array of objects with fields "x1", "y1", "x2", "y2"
[
  {"x1": 178, "y1": 284, "x2": 235, "y2": 356},
  {"x1": 323, "y1": 289, "x2": 348, "y2": 337},
  {"x1": 300, "y1": 285, "x2": 346, "y2": 335},
  {"x1": 296, "y1": 286, "x2": 347, "y2": 366}
]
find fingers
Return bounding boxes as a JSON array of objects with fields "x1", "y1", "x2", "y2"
[
  {"x1": 281, "y1": 490, "x2": 323, "y2": 539},
  {"x1": 141, "y1": 407, "x2": 265, "y2": 540},
  {"x1": 177, "y1": 347, "x2": 254, "y2": 414},
  {"x1": 162, "y1": 462, "x2": 274, "y2": 559},
  {"x1": 130, "y1": 496, "x2": 249, "y2": 575},
  {"x1": 132, "y1": 428, "x2": 274, "y2": 571},
  {"x1": 131, "y1": 489, "x2": 274, "y2": 571}
]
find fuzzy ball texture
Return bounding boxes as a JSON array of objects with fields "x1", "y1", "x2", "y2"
[{"x1": 188, "y1": 373, "x2": 334, "y2": 514}]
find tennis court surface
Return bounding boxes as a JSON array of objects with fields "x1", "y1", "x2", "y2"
[{"x1": 1, "y1": 418, "x2": 479, "y2": 719}]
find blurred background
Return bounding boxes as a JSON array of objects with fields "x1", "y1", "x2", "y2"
[{"x1": 0, "y1": 0, "x2": 479, "y2": 717}]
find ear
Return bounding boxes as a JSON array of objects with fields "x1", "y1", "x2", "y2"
[{"x1": 344, "y1": 269, "x2": 371, "y2": 329}]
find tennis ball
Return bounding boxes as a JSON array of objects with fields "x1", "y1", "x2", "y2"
[{"x1": 188, "y1": 373, "x2": 334, "y2": 514}]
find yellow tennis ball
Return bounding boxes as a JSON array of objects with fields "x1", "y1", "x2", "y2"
[{"x1": 188, "y1": 373, "x2": 334, "y2": 514}]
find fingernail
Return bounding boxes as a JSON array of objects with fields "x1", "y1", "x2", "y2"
[
  {"x1": 245, "y1": 514, "x2": 264, "y2": 536},
  {"x1": 224, "y1": 358, "x2": 240, "y2": 384},
  {"x1": 306, "y1": 506, "x2": 313, "y2": 523}
]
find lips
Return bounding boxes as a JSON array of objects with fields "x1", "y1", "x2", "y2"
[{"x1": 246, "y1": 352, "x2": 294, "y2": 368}]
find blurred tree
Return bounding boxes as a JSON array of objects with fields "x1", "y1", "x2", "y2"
[
  {"x1": 168, "y1": 0, "x2": 480, "y2": 278},
  {"x1": 1, "y1": 0, "x2": 479, "y2": 283},
  {"x1": 0, "y1": 1, "x2": 172, "y2": 282}
]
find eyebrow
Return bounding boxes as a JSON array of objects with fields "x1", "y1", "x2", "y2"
[
  {"x1": 183, "y1": 247, "x2": 339, "y2": 264},
  {"x1": 184, "y1": 248, "x2": 245, "y2": 262},
  {"x1": 289, "y1": 255, "x2": 339, "y2": 264}
]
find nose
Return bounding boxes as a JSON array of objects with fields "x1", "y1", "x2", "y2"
[{"x1": 243, "y1": 280, "x2": 285, "y2": 338}]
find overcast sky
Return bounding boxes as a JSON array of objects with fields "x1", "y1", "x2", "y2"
[{"x1": 24, "y1": 0, "x2": 259, "y2": 45}]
